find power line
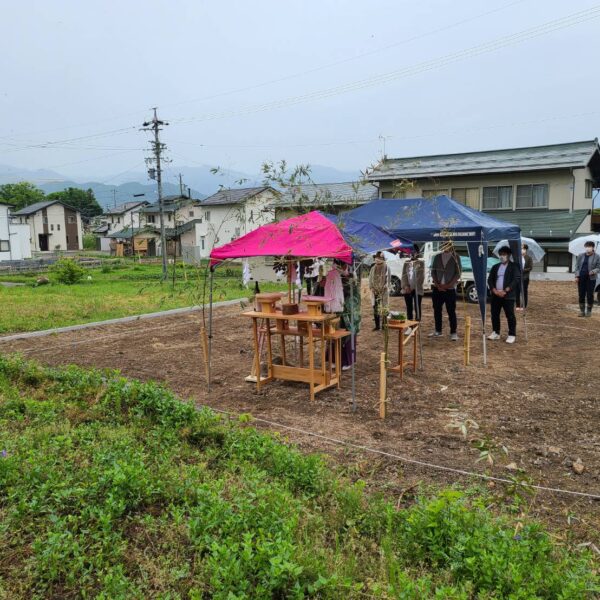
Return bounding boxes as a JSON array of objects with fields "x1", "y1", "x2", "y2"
[
  {"x1": 171, "y1": 5, "x2": 600, "y2": 125},
  {"x1": 162, "y1": 0, "x2": 530, "y2": 110}
]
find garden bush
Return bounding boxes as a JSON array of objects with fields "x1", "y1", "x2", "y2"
[{"x1": 50, "y1": 258, "x2": 86, "y2": 285}]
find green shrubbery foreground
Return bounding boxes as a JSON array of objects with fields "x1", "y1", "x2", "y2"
[{"x1": 0, "y1": 356, "x2": 597, "y2": 599}]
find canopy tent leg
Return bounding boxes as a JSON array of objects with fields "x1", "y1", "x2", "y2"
[
  {"x1": 467, "y1": 240, "x2": 489, "y2": 366},
  {"x1": 207, "y1": 267, "x2": 214, "y2": 393},
  {"x1": 350, "y1": 265, "x2": 356, "y2": 413}
]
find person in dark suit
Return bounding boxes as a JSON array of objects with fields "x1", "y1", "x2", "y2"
[
  {"x1": 516, "y1": 243, "x2": 534, "y2": 310},
  {"x1": 574, "y1": 241, "x2": 600, "y2": 317},
  {"x1": 487, "y1": 246, "x2": 519, "y2": 344}
]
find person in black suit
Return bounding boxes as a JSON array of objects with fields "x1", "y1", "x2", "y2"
[{"x1": 487, "y1": 246, "x2": 519, "y2": 344}]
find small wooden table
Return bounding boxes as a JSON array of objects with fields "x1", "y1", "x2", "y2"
[
  {"x1": 242, "y1": 308, "x2": 349, "y2": 401},
  {"x1": 387, "y1": 319, "x2": 420, "y2": 380}
]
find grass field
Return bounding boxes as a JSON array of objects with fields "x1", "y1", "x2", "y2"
[
  {"x1": 0, "y1": 355, "x2": 597, "y2": 599},
  {"x1": 0, "y1": 260, "x2": 283, "y2": 334}
]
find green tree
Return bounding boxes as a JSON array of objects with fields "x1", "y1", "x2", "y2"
[
  {"x1": 46, "y1": 187, "x2": 103, "y2": 221},
  {"x1": 0, "y1": 181, "x2": 45, "y2": 211}
]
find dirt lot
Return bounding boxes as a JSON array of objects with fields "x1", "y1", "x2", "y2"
[{"x1": 2, "y1": 281, "x2": 600, "y2": 539}]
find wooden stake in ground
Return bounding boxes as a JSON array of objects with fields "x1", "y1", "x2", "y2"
[
  {"x1": 379, "y1": 351, "x2": 387, "y2": 419},
  {"x1": 464, "y1": 316, "x2": 471, "y2": 366},
  {"x1": 199, "y1": 326, "x2": 210, "y2": 384}
]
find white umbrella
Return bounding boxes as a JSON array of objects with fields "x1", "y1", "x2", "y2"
[
  {"x1": 493, "y1": 236, "x2": 545, "y2": 263},
  {"x1": 568, "y1": 234, "x2": 600, "y2": 256}
]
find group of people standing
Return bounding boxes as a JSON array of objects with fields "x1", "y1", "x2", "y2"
[{"x1": 368, "y1": 242, "x2": 539, "y2": 345}]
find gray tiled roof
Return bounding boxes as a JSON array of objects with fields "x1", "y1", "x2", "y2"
[
  {"x1": 201, "y1": 186, "x2": 271, "y2": 206},
  {"x1": 103, "y1": 201, "x2": 148, "y2": 215},
  {"x1": 368, "y1": 140, "x2": 600, "y2": 181},
  {"x1": 11, "y1": 201, "x2": 59, "y2": 216},
  {"x1": 484, "y1": 209, "x2": 589, "y2": 239},
  {"x1": 276, "y1": 181, "x2": 378, "y2": 207}
]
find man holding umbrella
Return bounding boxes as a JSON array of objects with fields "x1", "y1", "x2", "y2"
[{"x1": 574, "y1": 240, "x2": 600, "y2": 317}]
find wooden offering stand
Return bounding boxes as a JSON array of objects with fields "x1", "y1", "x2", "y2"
[
  {"x1": 387, "y1": 319, "x2": 420, "y2": 381},
  {"x1": 243, "y1": 294, "x2": 349, "y2": 401}
]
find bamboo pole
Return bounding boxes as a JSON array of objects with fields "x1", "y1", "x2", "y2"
[
  {"x1": 379, "y1": 351, "x2": 387, "y2": 419},
  {"x1": 199, "y1": 326, "x2": 210, "y2": 383},
  {"x1": 464, "y1": 316, "x2": 471, "y2": 366}
]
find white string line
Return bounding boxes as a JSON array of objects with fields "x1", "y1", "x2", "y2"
[
  {"x1": 209, "y1": 407, "x2": 600, "y2": 501},
  {"x1": 1, "y1": 309, "x2": 598, "y2": 499}
]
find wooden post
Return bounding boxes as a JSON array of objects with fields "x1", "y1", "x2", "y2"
[
  {"x1": 379, "y1": 352, "x2": 387, "y2": 419},
  {"x1": 464, "y1": 316, "x2": 471, "y2": 366},
  {"x1": 199, "y1": 326, "x2": 210, "y2": 383}
]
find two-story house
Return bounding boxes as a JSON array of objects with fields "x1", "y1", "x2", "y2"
[
  {"x1": 93, "y1": 200, "x2": 149, "y2": 251},
  {"x1": 0, "y1": 201, "x2": 31, "y2": 261},
  {"x1": 11, "y1": 200, "x2": 84, "y2": 253},
  {"x1": 368, "y1": 140, "x2": 600, "y2": 272},
  {"x1": 193, "y1": 187, "x2": 277, "y2": 259},
  {"x1": 274, "y1": 181, "x2": 378, "y2": 219}
]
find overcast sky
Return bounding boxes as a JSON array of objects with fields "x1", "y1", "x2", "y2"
[{"x1": 1, "y1": 0, "x2": 599, "y2": 183}]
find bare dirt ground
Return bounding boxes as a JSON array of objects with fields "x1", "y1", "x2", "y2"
[{"x1": 2, "y1": 281, "x2": 600, "y2": 541}]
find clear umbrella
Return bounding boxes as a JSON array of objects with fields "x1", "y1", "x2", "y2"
[
  {"x1": 493, "y1": 236, "x2": 545, "y2": 263},
  {"x1": 568, "y1": 234, "x2": 600, "y2": 256}
]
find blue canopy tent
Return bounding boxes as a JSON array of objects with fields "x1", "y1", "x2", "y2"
[
  {"x1": 322, "y1": 212, "x2": 413, "y2": 257},
  {"x1": 344, "y1": 195, "x2": 522, "y2": 364}
]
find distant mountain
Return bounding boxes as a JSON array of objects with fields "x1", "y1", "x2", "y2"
[
  {"x1": 0, "y1": 161, "x2": 361, "y2": 210},
  {"x1": 37, "y1": 180, "x2": 205, "y2": 210},
  {"x1": 307, "y1": 164, "x2": 361, "y2": 183}
]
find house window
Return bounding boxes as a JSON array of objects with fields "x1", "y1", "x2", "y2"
[
  {"x1": 57, "y1": 224, "x2": 61, "y2": 231},
  {"x1": 68, "y1": 215, "x2": 75, "y2": 224},
  {"x1": 546, "y1": 251, "x2": 571, "y2": 268},
  {"x1": 43, "y1": 216, "x2": 48, "y2": 224},
  {"x1": 482, "y1": 186, "x2": 513, "y2": 209},
  {"x1": 201, "y1": 237, "x2": 205, "y2": 250},
  {"x1": 147, "y1": 215, "x2": 156, "y2": 224},
  {"x1": 204, "y1": 211, "x2": 211, "y2": 222},
  {"x1": 50, "y1": 224, "x2": 54, "y2": 231},
  {"x1": 117, "y1": 217, "x2": 120, "y2": 224},
  {"x1": 0, "y1": 240, "x2": 9, "y2": 252},
  {"x1": 189, "y1": 210, "x2": 194, "y2": 217},
  {"x1": 585, "y1": 179, "x2": 593, "y2": 199},
  {"x1": 422, "y1": 189, "x2": 449, "y2": 199},
  {"x1": 234, "y1": 227, "x2": 241, "y2": 238},
  {"x1": 451, "y1": 188, "x2": 479, "y2": 210},
  {"x1": 516, "y1": 184, "x2": 548, "y2": 209}
]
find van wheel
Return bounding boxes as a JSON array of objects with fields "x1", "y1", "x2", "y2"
[
  {"x1": 465, "y1": 283, "x2": 479, "y2": 304},
  {"x1": 390, "y1": 276, "x2": 402, "y2": 297}
]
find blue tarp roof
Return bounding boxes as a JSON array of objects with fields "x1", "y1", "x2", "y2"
[
  {"x1": 343, "y1": 195, "x2": 521, "y2": 242},
  {"x1": 321, "y1": 212, "x2": 413, "y2": 256}
]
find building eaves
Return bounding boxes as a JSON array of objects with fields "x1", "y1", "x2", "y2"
[{"x1": 483, "y1": 209, "x2": 589, "y2": 239}]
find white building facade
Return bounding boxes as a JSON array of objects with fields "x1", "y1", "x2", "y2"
[
  {"x1": 11, "y1": 201, "x2": 84, "y2": 252},
  {"x1": 0, "y1": 201, "x2": 32, "y2": 261}
]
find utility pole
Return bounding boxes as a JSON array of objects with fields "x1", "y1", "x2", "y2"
[
  {"x1": 111, "y1": 189, "x2": 117, "y2": 208},
  {"x1": 142, "y1": 108, "x2": 169, "y2": 280},
  {"x1": 178, "y1": 173, "x2": 184, "y2": 197}
]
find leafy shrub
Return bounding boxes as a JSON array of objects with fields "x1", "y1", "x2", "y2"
[
  {"x1": 83, "y1": 233, "x2": 96, "y2": 250},
  {"x1": 50, "y1": 258, "x2": 86, "y2": 285},
  {"x1": 0, "y1": 355, "x2": 597, "y2": 599}
]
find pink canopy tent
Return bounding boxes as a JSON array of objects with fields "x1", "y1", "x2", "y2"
[{"x1": 210, "y1": 211, "x2": 353, "y2": 265}]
